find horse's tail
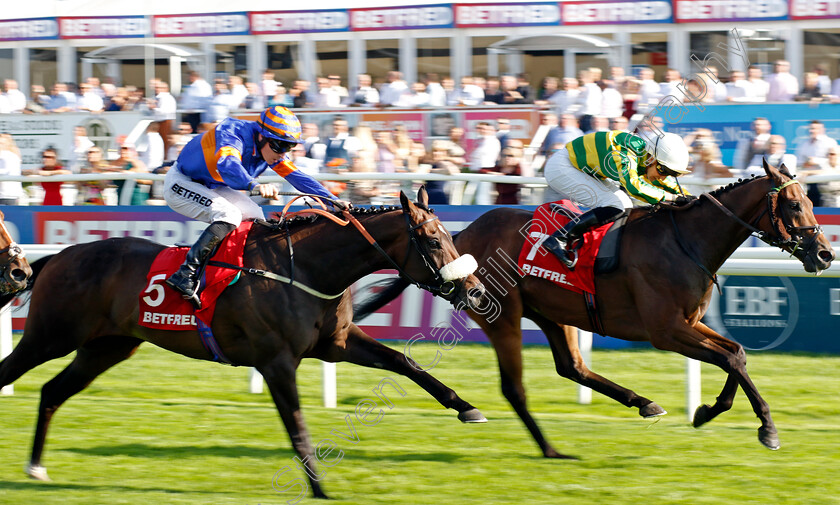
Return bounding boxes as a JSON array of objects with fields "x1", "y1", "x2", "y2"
[
  {"x1": 353, "y1": 277, "x2": 412, "y2": 322},
  {"x1": 0, "y1": 255, "x2": 54, "y2": 311}
]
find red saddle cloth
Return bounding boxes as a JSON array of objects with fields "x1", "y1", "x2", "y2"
[
  {"x1": 138, "y1": 221, "x2": 253, "y2": 330},
  {"x1": 516, "y1": 201, "x2": 613, "y2": 295}
]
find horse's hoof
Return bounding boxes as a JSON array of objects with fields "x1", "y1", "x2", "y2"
[
  {"x1": 639, "y1": 402, "x2": 667, "y2": 418},
  {"x1": 544, "y1": 448, "x2": 579, "y2": 460},
  {"x1": 693, "y1": 404, "x2": 713, "y2": 428},
  {"x1": 458, "y1": 408, "x2": 487, "y2": 423},
  {"x1": 26, "y1": 464, "x2": 50, "y2": 481},
  {"x1": 758, "y1": 427, "x2": 780, "y2": 450}
]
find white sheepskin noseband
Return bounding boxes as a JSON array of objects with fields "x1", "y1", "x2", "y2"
[{"x1": 439, "y1": 254, "x2": 478, "y2": 281}]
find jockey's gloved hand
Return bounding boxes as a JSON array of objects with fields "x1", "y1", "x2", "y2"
[
  {"x1": 331, "y1": 199, "x2": 353, "y2": 211},
  {"x1": 674, "y1": 195, "x2": 697, "y2": 206}
]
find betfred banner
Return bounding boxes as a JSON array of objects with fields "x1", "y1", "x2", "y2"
[
  {"x1": 153, "y1": 12, "x2": 250, "y2": 37},
  {"x1": 561, "y1": 0, "x2": 672, "y2": 24},
  {"x1": 59, "y1": 16, "x2": 149, "y2": 39},
  {"x1": 673, "y1": 0, "x2": 788, "y2": 22},
  {"x1": 0, "y1": 18, "x2": 58, "y2": 41},
  {"x1": 250, "y1": 10, "x2": 350, "y2": 34},
  {"x1": 350, "y1": 5, "x2": 454, "y2": 31},
  {"x1": 789, "y1": 0, "x2": 840, "y2": 18},
  {"x1": 454, "y1": 2, "x2": 561, "y2": 27}
]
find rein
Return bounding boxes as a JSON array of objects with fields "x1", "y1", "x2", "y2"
[
  {"x1": 668, "y1": 178, "x2": 823, "y2": 287},
  {"x1": 221, "y1": 195, "x2": 462, "y2": 300}
]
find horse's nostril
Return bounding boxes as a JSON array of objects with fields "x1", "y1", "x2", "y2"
[
  {"x1": 10, "y1": 268, "x2": 27, "y2": 282},
  {"x1": 819, "y1": 250, "x2": 835, "y2": 263}
]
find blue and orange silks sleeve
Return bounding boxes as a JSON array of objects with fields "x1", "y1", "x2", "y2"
[
  {"x1": 198, "y1": 125, "x2": 255, "y2": 190},
  {"x1": 273, "y1": 160, "x2": 336, "y2": 202}
]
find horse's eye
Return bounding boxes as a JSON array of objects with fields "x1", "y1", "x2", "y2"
[
  {"x1": 790, "y1": 201, "x2": 801, "y2": 212},
  {"x1": 428, "y1": 238, "x2": 442, "y2": 250}
]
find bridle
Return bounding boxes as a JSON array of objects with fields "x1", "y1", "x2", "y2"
[
  {"x1": 342, "y1": 207, "x2": 469, "y2": 301},
  {"x1": 701, "y1": 179, "x2": 823, "y2": 258},
  {"x1": 0, "y1": 240, "x2": 27, "y2": 294}
]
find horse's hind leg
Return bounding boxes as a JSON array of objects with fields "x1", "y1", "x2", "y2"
[
  {"x1": 0, "y1": 330, "x2": 81, "y2": 390},
  {"x1": 27, "y1": 335, "x2": 143, "y2": 481},
  {"x1": 316, "y1": 324, "x2": 485, "y2": 423},
  {"x1": 529, "y1": 314, "x2": 665, "y2": 418}
]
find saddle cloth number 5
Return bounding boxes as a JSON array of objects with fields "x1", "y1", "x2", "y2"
[{"x1": 143, "y1": 274, "x2": 168, "y2": 307}]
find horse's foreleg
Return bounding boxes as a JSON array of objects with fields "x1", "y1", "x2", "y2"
[
  {"x1": 476, "y1": 314, "x2": 575, "y2": 459},
  {"x1": 28, "y1": 336, "x2": 143, "y2": 481},
  {"x1": 651, "y1": 321, "x2": 778, "y2": 450},
  {"x1": 689, "y1": 323, "x2": 740, "y2": 428},
  {"x1": 316, "y1": 324, "x2": 485, "y2": 423},
  {"x1": 258, "y1": 354, "x2": 327, "y2": 500},
  {"x1": 533, "y1": 317, "x2": 665, "y2": 418}
]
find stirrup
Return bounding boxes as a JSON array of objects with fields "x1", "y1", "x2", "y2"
[
  {"x1": 182, "y1": 291, "x2": 202, "y2": 310},
  {"x1": 165, "y1": 274, "x2": 202, "y2": 309},
  {"x1": 557, "y1": 247, "x2": 578, "y2": 269}
]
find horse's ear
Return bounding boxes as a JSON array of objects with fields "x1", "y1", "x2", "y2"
[
  {"x1": 416, "y1": 185, "x2": 429, "y2": 208},
  {"x1": 762, "y1": 157, "x2": 777, "y2": 178},
  {"x1": 778, "y1": 163, "x2": 794, "y2": 178},
  {"x1": 399, "y1": 191, "x2": 412, "y2": 213}
]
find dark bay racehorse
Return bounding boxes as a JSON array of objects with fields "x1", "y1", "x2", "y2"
[
  {"x1": 0, "y1": 210, "x2": 31, "y2": 294},
  {"x1": 0, "y1": 188, "x2": 486, "y2": 499},
  {"x1": 356, "y1": 161, "x2": 834, "y2": 458}
]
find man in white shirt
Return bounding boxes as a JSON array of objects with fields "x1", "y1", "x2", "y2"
[
  {"x1": 227, "y1": 75, "x2": 249, "y2": 109},
  {"x1": 457, "y1": 76, "x2": 485, "y2": 106},
  {"x1": 379, "y1": 71, "x2": 409, "y2": 106},
  {"x1": 658, "y1": 68, "x2": 682, "y2": 98},
  {"x1": 180, "y1": 71, "x2": 213, "y2": 132},
  {"x1": 725, "y1": 70, "x2": 755, "y2": 102},
  {"x1": 67, "y1": 125, "x2": 95, "y2": 174},
  {"x1": 744, "y1": 135, "x2": 797, "y2": 177},
  {"x1": 795, "y1": 120, "x2": 838, "y2": 172},
  {"x1": 575, "y1": 69, "x2": 602, "y2": 133},
  {"x1": 467, "y1": 122, "x2": 501, "y2": 205},
  {"x1": 347, "y1": 73, "x2": 380, "y2": 106},
  {"x1": 424, "y1": 73, "x2": 447, "y2": 107},
  {"x1": 328, "y1": 75, "x2": 349, "y2": 105},
  {"x1": 733, "y1": 117, "x2": 773, "y2": 172},
  {"x1": 3, "y1": 79, "x2": 26, "y2": 113},
  {"x1": 312, "y1": 76, "x2": 342, "y2": 108},
  {"x1": 747, "y1": 65, "x2": 770, "y2": 102},
  {"x1": 149, "y1": 80, "x2": 178, "y2": 156},
  {"x1": 766, "y1": 60, "x2": 799, "y2": 102},
  {"x1": 633, "y1": 67, "x2": 662, "y2": 114},
  {"x1": 261, "y1": 69, "x2": 278, "y2": 102},
  {"x1": 550, "y1": 77, "x2": 581, "y2": 116},
  {"x1": 77, "y1": 82, "x2": 104, "y2": 112}
]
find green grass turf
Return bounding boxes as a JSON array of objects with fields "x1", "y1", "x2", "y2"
[{"x1": 1, "y1": 339, "x2": 839, "y2": 505}]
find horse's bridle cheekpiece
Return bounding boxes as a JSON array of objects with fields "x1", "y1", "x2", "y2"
[{"x1": 0, "y1": 241, "x2": 26, "y2": 294}]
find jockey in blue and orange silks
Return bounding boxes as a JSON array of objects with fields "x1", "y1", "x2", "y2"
[{"x1": 163, "y1": 106, "x2": 339, "y2": 307}]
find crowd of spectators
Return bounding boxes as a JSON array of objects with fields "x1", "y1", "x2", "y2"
[{"x1": 5, "y1": 59, "x2": 840, "y2": 206}]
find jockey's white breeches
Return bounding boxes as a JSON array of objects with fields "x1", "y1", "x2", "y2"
[
  {"x1": 543, "y1": 149, "x2": 633, "y2": 211},
  {"x1": 163, "y1": 163, "x2": 265, "y2": 225}
]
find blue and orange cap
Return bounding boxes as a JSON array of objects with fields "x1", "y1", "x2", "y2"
[{"x1": 257, "y1": 106, "x2": 302, "y2": 143}]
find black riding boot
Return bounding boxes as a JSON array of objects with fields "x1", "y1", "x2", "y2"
[
  {"x1": 165, "y1": 221, "x2": 237, "y2": 308},
  {"x1": 543, "y1": 207, "x2": 625, "y2": 269}
]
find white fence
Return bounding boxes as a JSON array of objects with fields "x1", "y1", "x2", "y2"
[{"x1": 4, "y1": 243, "x2": 838, "y2": 417}]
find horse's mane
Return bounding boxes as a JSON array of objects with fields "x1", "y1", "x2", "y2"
[
  {"x1": 706, "y1": 174, "x2": 767, "y2": 199},
  {"x1": 259, "y1": 204, "x2": 412, "y2": 233}
]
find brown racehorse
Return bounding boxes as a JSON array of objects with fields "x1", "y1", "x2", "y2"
[
  {"x1": 0, "y1": 210, "x2": 31, "y2": 294},
  {"x1": 355, "y1": 160, "x2": 835, "y2": 458},
  {"x1": 0, "y1": 188, "x2": 486, "y2": 499}
]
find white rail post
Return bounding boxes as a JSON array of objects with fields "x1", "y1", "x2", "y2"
[
  {"x1": 1, "y1": 304, "x2": 13, "y2": 395},
  {"x1": 322, "y1": 362, "x2": 337, "y2": 409},
  {"x1": 686, "y1": 358, "x2": 701, "y2": 422},
  {"x1": 577, "y1": 329, "x2": 592, "y2": 404}
]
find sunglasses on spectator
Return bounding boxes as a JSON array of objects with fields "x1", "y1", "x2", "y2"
[{"x1": 42, "y1": 154, "x2": 56, "y2": 159}]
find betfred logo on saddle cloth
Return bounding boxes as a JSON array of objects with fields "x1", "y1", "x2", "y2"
[
  {"x1": 139, "y1": 221, "x2": 253, "y2": 330},
  {"x1": 517, "y1": 201, "x2": 612, "y2": 295}
]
